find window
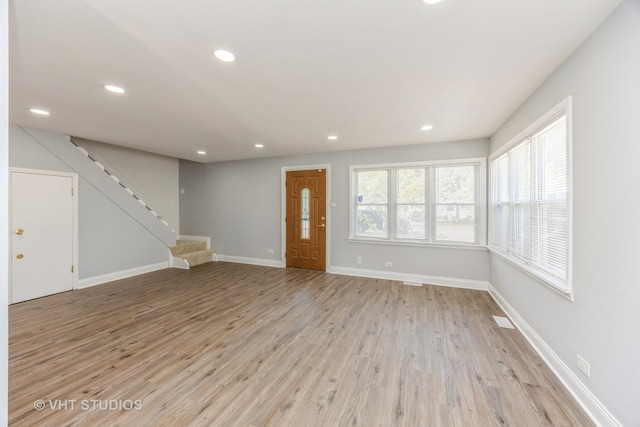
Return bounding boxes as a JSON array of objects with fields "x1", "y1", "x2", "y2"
[
  {"x1": 355, "y1": 170, "x2": 388, "y2": 238},
  {"x1": 397, "y1": 168, "x2": 426, "y2": 239},
  {"x1": 489, "y1": 97, "x2": 571, "y2": 293},
  {"x1": 435, "y1": 165, "x2": 476, "y2": 243},
  {"x1": 350, "y1": 158, "x2": 486, "y2": 246}
]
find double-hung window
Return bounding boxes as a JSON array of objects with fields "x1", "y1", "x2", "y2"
[
  {"x1": 489, "y1": 97, "x2": 572, "y2": 294},
  {"x1": 350, "y1": 158, "x2": 486, "y2": 246}
]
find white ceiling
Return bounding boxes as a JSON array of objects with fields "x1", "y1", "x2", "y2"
[{"x1": 9, "y1": 0, "x2": 622, "y2": 163}]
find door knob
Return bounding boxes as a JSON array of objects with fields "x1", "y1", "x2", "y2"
[
  {"x1": 16, "y1": 254, "x2": 24, "y2": 259},
  {"x1": 15, "y1": 229, "x2": 24, "y2": 235},
  {"x1": 317, "y1": 224, "x2": 326, "y2": 228}
]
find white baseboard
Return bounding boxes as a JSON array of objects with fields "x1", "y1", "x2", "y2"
[
  {"x1": 217, "y1": 254, "x2": 282, "y2": 268},
  {"x1": 78, "y1": 261, "x2": 169, "y2": 289},
  {"x1": 488, "y1": 284, "x2": 622, "y2": 427},
  {"x1": 328, "y1": 266, "x2": 489, "y2": 291},
  {"x1": 212, "y1": 259, "x2": 488, "y2": 291}
]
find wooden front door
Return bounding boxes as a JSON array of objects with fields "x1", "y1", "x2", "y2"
[{"x1": 286, "y1": 169, "x2": 326, "y2": 271}]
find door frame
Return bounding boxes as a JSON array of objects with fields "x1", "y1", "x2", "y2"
[
  {"x1": 9, "y1": 167, "x2": 79, "y2": 303},
  {"x1": 280, "y1": 164, "x2": 331, "y2": 270}
]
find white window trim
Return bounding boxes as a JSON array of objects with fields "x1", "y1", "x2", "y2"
[
  {"x1": 349, "y1": 157, "x2": 487, "y2": 247},
  {"x1": 489, "y1": 96, "x2": 573, "y2": 300}
]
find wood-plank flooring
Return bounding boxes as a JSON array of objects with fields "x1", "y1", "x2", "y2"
[{"x1": 9, "y1": 262, "x2": 593, "y2": 426}]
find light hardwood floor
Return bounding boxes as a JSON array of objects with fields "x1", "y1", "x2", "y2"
[{"x1": 9, "y1": 262, "x2": 593, "y2": 426}]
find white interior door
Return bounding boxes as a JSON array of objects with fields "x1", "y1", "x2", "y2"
[{"x1": 10, "y1": 170, "x2": 76, "y2": 303}]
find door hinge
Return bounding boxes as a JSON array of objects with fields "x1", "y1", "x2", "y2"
[
  {"x1": 71, "y1": 265, "x2": 74, "y2": 273},
  {"x1": 71, "y1": 188, "x2": 74, "y2": 196}
]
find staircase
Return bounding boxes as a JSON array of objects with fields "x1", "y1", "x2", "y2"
[
  {"x1": 73, "y1": 142, "x2": 173, "y2": 230},
  {"x1": 170, "y1": 240, "x2": 217, "y2": 269},
  {"x1": 19, "y1": 127, "x2": 176, "y2": 246},
  {"x1": 71, "y1": 136, "x2": 217, "y2": 270},
  {"x1": 19, "y1": 126, "x2": 219, "y2": 271}
]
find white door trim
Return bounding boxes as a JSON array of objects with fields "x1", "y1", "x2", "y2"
[
  {"x1": 9, "y1": 167, "x2": 79, "y2": 302},
  {"x1": 280, "y1": 164, "x2": 331, "y2": 269}
]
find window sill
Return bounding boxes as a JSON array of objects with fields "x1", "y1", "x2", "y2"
[
  {"x1": 347, "y1": 237, "x2": 488, "y2": 251},
  {"x1": 488, "y1": 247, "x2": 574, "y2": 302}
]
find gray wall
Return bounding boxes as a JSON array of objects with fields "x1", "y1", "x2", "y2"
[
  {"x1": 9, "y1": 125, "x2": 169, "y2": 280},
  {"x1": 180, "y1": 138, "x2": 490, "y2": 285},
  {"x1": 489, "y1": 1, "x2": 640, "y2": 425},
  {"x1": 1, "y1": 0, "x2": 9, "y2": 421}
]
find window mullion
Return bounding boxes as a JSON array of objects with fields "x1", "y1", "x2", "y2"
[
  {"x1": 427, "y1": 165, "x2": 434, "y2": 242},
  {"x1": 424, "y1": 166, "x2": 430, "y2": 242},
  {"x1": 473, "y1": 165, "x2": 479, "y2": 244},
  {"x1": 389, "y1": 168, "x2": 396, "y2": 240}
]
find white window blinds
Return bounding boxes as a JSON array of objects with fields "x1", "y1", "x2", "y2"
[
  {"x1": 530, "y1": 115, "x2": 567, "y2": 280},
  {"x1": 490, "y1": 106, "x2": 570, "y2": 291}
]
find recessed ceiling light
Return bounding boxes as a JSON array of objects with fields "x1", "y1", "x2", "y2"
[
  {"x1": 420, "y1": 0, "x2": 443, "y2": 4},
  {"x1": 29, "y1": 108, "x2": 50, "y2": 116},
  {"x1": 254, "y1": 143, "x2": 264, "y2": 148},
  {"x1": 420, "y1": 125, "x2": 433, "y2": 131},
  {"x1": 104, "y1": 84, "x2": 125, "y2": 94},
  {"x1": 197, "y1": 150, "x2": 206, "y2": 155},
  {"x1": 328, "y1": 135, "x2": 338, "y2": 141},
  {"x1": 214, "y1": 49, "x2": 236, "y2": 63}
]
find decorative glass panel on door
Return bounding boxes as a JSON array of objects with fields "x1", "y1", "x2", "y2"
[{"x1": 301, "y1": 188, "x2": 310, "y2": 239}]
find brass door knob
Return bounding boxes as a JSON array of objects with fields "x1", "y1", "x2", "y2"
[
  {"x1": 15, "y1": 229, "x2": 24, "y2": 235},
  {"x1": 16, "y1": 254, "x2": 24, "y2": 259}
]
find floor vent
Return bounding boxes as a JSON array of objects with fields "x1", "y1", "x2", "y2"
[
  {"x1": 403, "y1": 281, "x2": 423, "y2": 287},
  {"x1": 492, "y1": 315, "x2": 515, "y2": 329}
]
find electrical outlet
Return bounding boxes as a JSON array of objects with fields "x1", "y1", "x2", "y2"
[
  {"x1": 577, "y1": 355, "x2": 590, "y2": 377},
  {"x1": 267, "y1": 248, "x2": 274, "y2": 254},
  {"x1": 384, "y1": 261, "x2": 393, "y2": 268},
  {"x1": 356, "y1": 257, "x2": 362, "y2": 265}
]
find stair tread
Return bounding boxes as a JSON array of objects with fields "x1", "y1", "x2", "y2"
[
  {"x1": 170, "y1": 240, "x2": 208, "y2": 256},
  {"x1": 176, "y1": 248, "x2": 216, "y2": 268},
  {"x1": 176, "y1": 239, "x2": 202, "y2": 245},
  {"x1": 170, "y1": 240, "x2": 216, "y2": 268},
  {"x1": 177, "y1": 249, "x2": 216, "y2": 257}
]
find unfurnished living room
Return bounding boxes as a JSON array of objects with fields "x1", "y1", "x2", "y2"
[{"x1": 1, "y1": 0, "x2": 639, "y2": 426}]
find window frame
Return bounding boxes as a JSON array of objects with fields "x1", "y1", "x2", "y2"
[
  {"x1": 349, "y1": 157, "x2": 486, "y2": 247},
  {"x1": 488, "y1": 96, "x2": 573, "y2": 298}
]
